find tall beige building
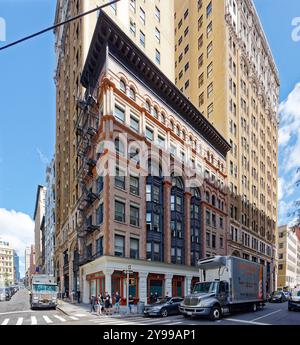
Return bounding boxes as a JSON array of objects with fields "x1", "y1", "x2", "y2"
[
  {"x1": 174, "y1": 0, "x2": 279, "y2": 292},
  {"x1": 54, "y1": 0, "x2": 175, "y2": 294},
  {"x1": 0, "y1": 239, "x2": 14, "y2": 286},
  {"x1": 277, "y1": 225, "x2": 300, "y2": 290},
  {"x1": 33, "y1": 185, "x2": 46, "y2": 273}
]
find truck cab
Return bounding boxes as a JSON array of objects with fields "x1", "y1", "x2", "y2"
[
  {"x1": 179, "y1": 280, "x2": 230, "y2": 321},
  {"x1": 179, "y1": 256, "x2": 266, "y2": 320},
  {"x1": 30, "y1": 275, "x2": 58, "y2": 310}
]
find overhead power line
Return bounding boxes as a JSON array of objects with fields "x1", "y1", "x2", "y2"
[{"x1": 0, "y1": 0, "x2": 121, "y2": 52}]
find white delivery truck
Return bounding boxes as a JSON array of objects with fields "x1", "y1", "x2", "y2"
[
  {"x1": 179, "y1": 256, "x2": 266, "y2": 320},
  {"x1": 30, "y1": 275, "x2": 58, "y2": 309}
]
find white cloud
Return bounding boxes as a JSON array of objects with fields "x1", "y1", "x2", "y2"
[
  {"x1": 279, "y1": 83, "x2": 300, "y2": 171},
  {"x1": 0, "y1": 208, "x2": 34, "y2": 278}
]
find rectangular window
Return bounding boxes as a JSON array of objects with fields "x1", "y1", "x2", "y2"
[
  {"x1": 206, "y1": 210, "x2": 210, "y2": 225},
  {"x1": 146, "y1": 185, "x2": 152, "y2": 202},
  {"x1": 96, "y1": 203, "x2": 103, "y2": 225},
  {"x1": 207, "y1": 62, "x2": 213, "y2": 78},
  {"x1": 115, "y1": 167, "x2": 125, "y2": 190},
  {"x1": 207, "y1": 21, "x2": 212, "y2": 37},
  {"x1": 155, "y1": 49, "x2": 161, "y2": 64},
  {"x1": 155, "y1": 6, "x2": 160, "y2": 22},
  {"x1": 155, "y1": 27, "x2": 160, "y2": 43},
  {"x1": 212, "y1": 234, "x2": 216, "y2": 248},
  {"x1": 158, "y1": 135, "x2": 165, "y2": 147},
  {"x1": 207, "y1": 82, "x2": 213, "y2": 98},
  {"x1": 212, "y1": 214, "x2": 216, "y2": 227},
  {"x1": 207, "y1": 103, "x2": 213, "y2": 118},
  {"x1": 140, "y1": 7, "x2": 145, "y2": 25},
  {"x1": 146, "y1": 127, "x2": 154, "y2": 141},
  {"x1": 220, "y1": 237, "x2": 223, "y2": 248},
  {"x1": 127, "y1": 174, "x2": 139, "y2": 195},
  {"x1": 130, "y1": 0, "x2": 136, "y2": 13},
  {"x1": 140, "y1": 31, "x2": 145, "y2": 47},
  {"x1": 114, "y1": 235, "x2": 125, "y2": 257},
  {"x1": 130, "y1": 115, "x2": 139, "y2": 132},
  {"x1": 115, "y1": 105, "x2": 125, "y2": 122},
  {"x1": 206, "y1": 232, "x2": 210, "y2": 247},
  {"x1": 153, "y1": 214, "x2": 160, "y2": 232},
  {"x1": 130, "y1": 205, "x2": 139, "y2": 226},
  {"x1": 130, "y1": 19, "x2": 136, "y2": 36},
  {"x1": 96, "y1": 237, "x2": 103, "y2": 256},
  {"x1": 130, "y1": 238, "x2": 139, "y2": 259},
  {"x1": 206, "y1": 2, "x2": 212, "y2": 18},
  {"x1": 207, "y1": 42, "x2": 213, "y2": 58},
  {"x1": 115, "y1": 200, "x2": 125, "y2": 222}
]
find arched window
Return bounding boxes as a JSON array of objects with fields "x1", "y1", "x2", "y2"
[
  {"x1": 129, "y1": 87, "x2": 136, "y2": 101},
  {"x1": 212, "y1": 195, "x2": 216, "y2": 206},
  {"x1": 120, "y1": 79, "x2": 126, "y2": 93},
  {"x1": 182, "y1": 130, "x2": 186, "y2": 141},
  {"x1": 161, "y1": 112, "x2": 166, "y2": 124},
  {"x1": 172, "y1": 175, "x2": 184, "y2": 190},
  {"x1": 170, "y1": 120, "x2": 175, "y2": 131},
  {"x1": 205, "y1": 191, "x2": 210, "y2": 203},
  {"x1": 145, "y1": 100, "x2": 151, "y2": 112},
  {"x1": 153, "y1": 107, "x2": 158, "y2": 119},
  {"x1": 176, "y1": 125, "x2": 180, "y2": 136},
  {"x1": 191, "y1": 187, "x2": 201, "y2": 199},
  {"x1": 115, "y1": 138, "x2": 125, "y2": 156}
]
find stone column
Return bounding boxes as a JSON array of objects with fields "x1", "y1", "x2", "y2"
[
  {"x1": 163, "y1": 180, "x2": 172, "y2": 263},
  {"x1": 103, "y1": 269, "x2": 114, "y2": 296},
  {"x1": 138, "y1": 272, "x2": 148, "y2": 304},
  {"x1": 184, "y1": 192, "x2": 192, "y2": 266},
  {"x1": 165, "y1": 273, "x2": 173, "y2": 297},
  {"x1": 82, "y1": 268, "x2": 90, "y2": 304},
  {"x1": 185, "y1": 275, "x2": 193, "y2": 295}
]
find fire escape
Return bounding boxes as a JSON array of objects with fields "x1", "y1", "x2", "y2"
[{"x1": 75, "y1": 91, "x2": 101, "y2": 266}]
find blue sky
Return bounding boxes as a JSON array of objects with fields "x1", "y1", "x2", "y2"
[{"x1": 0, "y1": 0, "x2": 299, "y2": 276}]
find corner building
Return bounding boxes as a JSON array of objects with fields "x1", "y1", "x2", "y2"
[
  {"x1": 73, "y1": 12, "x2": 230, "y2": 304},
  {"x1": 174, "y1": 0, "x2": 279, "y2": 292},
  {"x1": 54, "y1": 0, "x2": 175, "y2": 298}
]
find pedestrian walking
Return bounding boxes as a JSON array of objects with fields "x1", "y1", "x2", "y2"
[
  {"x1": 71, "y1": 289, "x2": 75, "y2": 304},
  {"x1": 114, "y1": 291, "x2": 120, "y2": 314},
  {"x1": 77, "y1": 290, "x2": 81, "y2": 303},
  {"x1": 96, "y1": 294, "x2": 103, "y2": 315},
  {"x1": 128, "y1": 294, "x2": 134, "y2": 313},
  {"x1": 150, "y1": 292, "x2": 154, "y2": 304},
  {"x1": 153, "y1": 292, "x2": 158, "y2": 303},
  {"x1": 90, "y1": 295, "x2": 96, "y2": 313},
  {"x1": 104, "y1": 292, "x2": 112, "y2": 316}
]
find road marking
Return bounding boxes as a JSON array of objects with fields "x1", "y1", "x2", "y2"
[
  {"x1": 1, "y1": 318, "x2": 9, "y2": 325},
  {"x1": 43, "y1": 315, "x2": 53, "y2": 324},
  {"x1": 54, "y1": 315, "x2": 66, "y2": 322},
  {"x1": 16, "y1": 317, "x2": 23, "y2": 325},
  {"x1": 251, "y1": 309, "x2": 281, "y2": 322},
  {"x1": 31, "y1": 316, "x2": 37, "y2": 325},
  {"x1": 69, "y1": 316, "x2": 79, "y2": 320},
  {"x1": 165, "y1": 321, "x2": 183, "y2": 325},
  {"x1": 74, "y1": 313, "x2": 86, "y2": 317},
  {"x1": 0, "y1": 310, "x2": 32, "y2": 316},
  {"x1": 226, "y1": 318, "x2": 270, "y2": 325}
]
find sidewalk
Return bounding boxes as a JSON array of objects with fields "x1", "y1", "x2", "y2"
[{"x1": 56, "y1": 299, "x2": 142, "y2": 318}]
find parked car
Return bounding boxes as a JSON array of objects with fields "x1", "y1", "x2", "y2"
[
  {"x1": 283, "y1": 291, "x2": 291, "y2": 301},
  {"x1": 0, "y1": 287, "x2": 11, "y2": 301},
  {"x1": 144, "y1": 297, "x2": 184, "y2": 317},
  {"x1": 269, "y1": 291, "x2": 287, "y2": 303},
  {"x1": 288, "y1": 289, "x2": 300, "y2": 311}
]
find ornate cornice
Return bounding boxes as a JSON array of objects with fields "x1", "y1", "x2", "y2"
[{"x1": 81, "y1": 11, "x2": 231, "y2": 158}]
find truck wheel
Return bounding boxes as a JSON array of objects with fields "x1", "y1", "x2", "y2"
[
  {"x1": 161, "y1": 308, "x2": 168, "y2": 317},
  {"x1": 209, "y1": 306, "x2": 221, "y2": 321}
]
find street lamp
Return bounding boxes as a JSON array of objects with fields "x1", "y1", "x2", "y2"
[{"x1": 123, "y1": 265, "x2": 133, "y2": 313}]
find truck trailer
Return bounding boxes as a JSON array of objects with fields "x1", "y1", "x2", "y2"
[
  {"x1": 179, "y1": 256, "x2": 266, "y2": 320},
  {"x1": 30, "y1": 275, "x2": 58, "y2": 309}
]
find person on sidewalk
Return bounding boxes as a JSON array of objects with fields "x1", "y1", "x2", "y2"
[
  {"x1": 77, "y1": 290, "x2": 81, "y2": 303},
  {"x1": 104, "y1": 292, "x2": 112, "y2": 316},
  {"x1": 71, "y1": 289, "x2": 75, "y2": 304},
  {"x1": 90, "y1": 295, "x2": 96, "y2": 313},
  {"x1": 96, "y1": 294, "x2": 103, "y2": 316},
  {"x1": 128, "y1": 294, "x2": 134, "y2": 313},
  {"x1": 114, "y1": 292, "x2": 120, "y2": 314}
]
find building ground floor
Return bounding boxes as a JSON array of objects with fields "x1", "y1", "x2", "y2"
[{"x1": 60, "y1": 256, "x2": 199, "y2": 305}]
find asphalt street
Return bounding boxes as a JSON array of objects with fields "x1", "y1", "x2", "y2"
[{"x1": 1, "y1": 290, "x2": 300, "y2": 325}]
